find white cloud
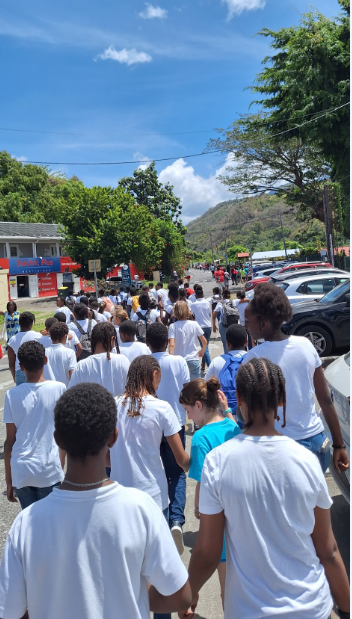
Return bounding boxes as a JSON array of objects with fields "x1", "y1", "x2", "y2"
[
  {"x1": 159, "y1": 156, "x2": 238, "y2": 223},
  {"x1": 12, "y1": 155, "x2": 28, "y2": 162},
  {"x1": 222, "y1": 0, "x2": 265, "y2": 18},
  {"x1": 133, "y1": 152, "x2": 151, "y2": 170},
  {"x1": 139, "y1": 4, "x2": 168, "y2": 19},
  {"x1": 96, "y1": 46, "x2": 152, "y2": 66}
]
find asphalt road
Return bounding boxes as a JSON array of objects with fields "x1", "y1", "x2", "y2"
[{"x1": 0, "y1": 270, "x2": 349, "y2": 619}]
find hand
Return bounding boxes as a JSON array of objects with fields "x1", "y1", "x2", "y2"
[
  {"x1": 333, "y1": 447, "x2": 349, "y2": 472},
  {"x1": 194, "y1": 507, "x2": 200, "y2": 520},
  {"x1": 212, "y1": 326, "x2": 218, "y2": 333},
  {"x1": 198, "y1": 350, "x2": 204, "y2": 358},
  {"x1": 178, "y1": 594, "x2": 199, "y2": 618},
  {"x1": 217, "y1": 389, "x2": 229, "y2": 413},
  {"x1": 7, "y1": 483, "x2": 17, "y2": 503}
]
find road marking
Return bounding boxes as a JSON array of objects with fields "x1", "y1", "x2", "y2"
[{"x1": 0, "y1": 380, "x2": 14, "y2": 390}]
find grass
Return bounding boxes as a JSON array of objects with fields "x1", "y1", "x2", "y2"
[{"x1": 0, "y1": 310, "x2": 55, "y2": 338}]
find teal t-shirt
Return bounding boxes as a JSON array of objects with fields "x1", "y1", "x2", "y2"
[{"x1": 189, "y1": 418, "x2": 241, "y2": 482}]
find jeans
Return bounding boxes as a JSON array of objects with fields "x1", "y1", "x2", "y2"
[
  {"x1": 296, "y1": 431, "x2": 330, "y2": 473},
  {"x1": 154, "y1": 507, "x2": 172, "y2": 619},
  {"x1": 160, "y1": 427, "x2": 186, "y2": 527},
  {"x1": 201, "y1": 327, "x2": 211, "y2": 368},
  {"x1": 187, "y1": 359, "x2": 201, "y2": 380},
  {"x1": 232, "y1": 274, "x2": 237, "y2": 285},
  {"x1": 219, "y1": 322, "x2": 228, "y2": 354},
  {"x1": 15, "y1": 369, "x2": 26, "y2": 386},
  {"x1": 16, "y1": 482, "x2": 61, "y2": 510}
]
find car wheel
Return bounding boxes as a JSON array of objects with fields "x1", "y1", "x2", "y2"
[{"x1": 296, "y1": 324, "x2": 332, "y2": 356}]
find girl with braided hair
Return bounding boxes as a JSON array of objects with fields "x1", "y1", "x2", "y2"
[
  {"x1": 70, "y1": 322, "x2": 130, "y2": 397},
  {"x1": 181, "y1": 357, "x2": 350, "y2": 619},
  {"x1": 243, "y1": 282, "x2": 348, "y2": 474}
]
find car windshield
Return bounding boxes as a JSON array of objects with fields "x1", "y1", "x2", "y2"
[
  {"x1": 319, "y1": 280, "x2": 350, "y2": 304},
  {"x1": 280, "y1": 282, "x2": 289, "y2": 291}
]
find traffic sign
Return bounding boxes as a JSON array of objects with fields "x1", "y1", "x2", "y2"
[
  {"x1": 225, "y1": 254, "x2": 228, "y2": 258},
  {"x1": 88, "y1": 259, "x2": 101, "y2": 272}
]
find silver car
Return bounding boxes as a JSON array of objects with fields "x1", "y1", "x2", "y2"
[{"x1": 281, "y1": 273, "x2": 350, "y2": 304}]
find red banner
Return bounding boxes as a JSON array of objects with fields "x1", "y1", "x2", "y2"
[{"x1": 38, "y1": 272, "x2": 57, "y2": 298}]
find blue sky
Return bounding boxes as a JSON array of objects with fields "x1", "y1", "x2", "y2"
[{"x1": 0, "y1": 0, "x2": 341, "y2": 224}]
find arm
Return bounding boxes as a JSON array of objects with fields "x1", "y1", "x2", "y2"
[
  {"x1": 75, "y1": 342, "x2": 83, "y2": 359},
  {"x1": 166, "y1": 432, "x2": 190, "y2": 471},
  {"x1": 149, "y1": 581, "x2": 193, "y2": 614},
  {"x1": 68, "y1": 369, "x2": 74, "y2": 380},
  {"x1": 198, "y1": 335, "x2": 207, "y2": 358},
  {"x1": 212, "y1": 312, "x2": 219, "y2": 333},
  {"x1": 314, "y1": 366, "x2": 349, "y2": 471},
  {"x1": 169, "y1": 337, "x2": 175, "y2": 355},
  {"x1": 194, "y1": 482, "x2": 200, "y2": 519},
  {"x1": 4, "y1": 423, "x2": 17, "y2": 503},
  {"x1": 311, "y1": 506, "x2": 350, "y2": 613},
  {"x1": 8, "y1": 346, "x2": 16, "y2": 382},
  {"x1": 217, "y1": 390, "x2": 236, "y2": 422}
]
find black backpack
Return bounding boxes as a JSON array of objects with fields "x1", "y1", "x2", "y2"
[
  {"x1": 135, "y1": 311, "x2": 153, "y2": 343},
  {"x1": 74, "y1": 319, "x2": 93, "y2": 360}
]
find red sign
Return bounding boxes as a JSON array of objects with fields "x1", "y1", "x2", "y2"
[
  {"x1": 38, "y1": 273, "x2": 57, "y2": 298},
  {"x1": 60, "y1": 256, "x2": 80, "y2": 273}
]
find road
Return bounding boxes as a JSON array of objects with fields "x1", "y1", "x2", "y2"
[{"x1": 0, "y1": 270, "x2": 349, "y2": 619}]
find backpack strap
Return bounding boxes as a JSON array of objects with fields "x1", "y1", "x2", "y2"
[
  {"x1": 74, "y1": 320, "x2": 86, "y2": 336},
  {"x1": 87, "y1": 319, "x2": 92, "y2": 335}
]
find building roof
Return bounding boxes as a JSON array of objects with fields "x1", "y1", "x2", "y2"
[
  {"x1": 0, "y1": 222, "x2": 63, "y2": 239},
  {"x1": 238, "y1": 252, "x2": 249, "y2": 258},
  {"x1": 252, "y1": 249, "x2": 300, "y2": 260}
]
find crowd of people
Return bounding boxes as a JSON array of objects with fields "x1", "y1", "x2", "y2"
[{"x1": 0, "y1": 275, "x2": 350, "y2": 619}]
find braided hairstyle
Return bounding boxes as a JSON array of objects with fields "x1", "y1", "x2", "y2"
[
  {"x1": 91, "y1": 322, "x2": 119, "y2": 359},
  {"x1": 236, "y1": 358, "x2": 286, "y2": 429},
  {"x1": 123, "y1": 355, "x2": 161, "y2": 418}
]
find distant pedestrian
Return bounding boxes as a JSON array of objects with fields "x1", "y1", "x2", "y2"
[
  {"x1": 8, "y1": 312, "x2": 42, "y2": 385},
  {"x1": 231, "y1": 266, "x2": 237, "y2": 285},
  {"x1": 168, "y1": 301, "x2": 207, "y2": 379},
  {"x1": 0, "y1": 301, "x2": 20, "y2": 351}
]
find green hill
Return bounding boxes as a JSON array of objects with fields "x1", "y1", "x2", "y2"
[{"x1": 185, "y1": 194, "x2": 326, "y2": 257}]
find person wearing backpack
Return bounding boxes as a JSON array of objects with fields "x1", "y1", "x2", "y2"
[
  {"x1": 68, "y1": 303, "x2": 97, "y2": 361},
  {"x1": 132, "y1": 293, "x2": 160, "y2": 342},
  {"x1": 212, "y1": 289, "x2": 240, "y2": 353}
]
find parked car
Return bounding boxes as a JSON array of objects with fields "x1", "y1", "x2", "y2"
[
  {"x1": 321, "y1": 353, "x2": 350, "y2": 503},
  {"x1": 281, "y1": 280, "x2": 350, "y2": 355},
  {"x1": 249, "y1": 267, "x2": 282, "y2": 280},
  {"x1": 281, "y1": 273, "x2": 349, "y2": 304},
  {"x1": 270, "y1": 267, "x2": 348, "y2": 286},
  {"x1": 245, "y1": 261, "x2": 333, "y2": 291}
]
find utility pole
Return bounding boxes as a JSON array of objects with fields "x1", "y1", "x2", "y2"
[
  {"x1": 323, "y1": 185, "x2": 334, "y2": 266},
  {"x1": 223, "y1": 227, "x2": 228, "y2": 271},
  {"x1": 209, "y1": 233, "x2": 214, "y2": 264},
  {"x1": 249, "y1": 241, "x2": 253, "y2": 276},
  {"x1": 279, "y1": 213, "x2": 288, "y2": 260},
  {"x1": 93, "y1": 260, "x2": 98, "y2": 296}
]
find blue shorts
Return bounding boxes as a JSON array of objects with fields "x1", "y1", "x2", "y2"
[{"x1": 220, "y1": 536, "x2": 226, "y2": 562}]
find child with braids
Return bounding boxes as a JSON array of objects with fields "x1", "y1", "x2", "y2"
[
  {"x1": 244, "y1": 282, "x2": 348, "y2": 473},
  {"x1": 70, "y1": 322, "x2": 130, "y2": 397},
  {"x1": 181, "y1": 358, "x2": 350, "y2": 619}
]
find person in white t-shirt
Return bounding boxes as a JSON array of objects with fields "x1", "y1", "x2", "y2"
[
  {"x1": 243, "y1": 282, "x2": 349, "y2": 473},
  {"x1": 54, "y1": 311, "x2": 83, "y2": 357},
  {"x1": 148, "y1": 282, "x2": 158, "y2": 301},
  {"x1": 43, "y1": 322, "x2": 77, "y2": 387},
  {"x1": 0, "y1": 382, "x2": 192, "y2": 619},
  {"x1": 205, "y1": 324, "x2": 247, "y2": 381},
  {"x1": 68, "y1": 303, "x2": 97, "y2": 358},
  {"x1": 132, "y1": 293, "x2": 161, "y2": 325},
  {"x1": 232, "y1": 289, "x2": 250, "y2": 326},
  {"x1": 8, "y1": 311, "x2": 43, "y2": 385},
  {"x1": 55, "y1": 297, "x2": 73, "y2": 324},
  {"x1": 3, "y1": 340, "x2": 65, "y2": 511},
  {"x1": 90, "y1": 300, "x2": 108, "y2": 322},
  {"x1": 39, "y1": 316, "x2": 60, "y2": 348},
  {"x1": 112, "y1": 306, "x2": 129, "y2": 347},
  {"x1": 70, "y1": 322, "x2": 130, "y2": 397},
  {"x1": 146, "y1": 323, "x2": 190, "y2": 555},
  {"x1": 190, "y1": 286, "x2": 212, "y2": 372},
  {"x1": 212, "y1": 289, "x2": 239, "y2": 354},
  {"x1": 161, "y1": 284, "x2": 179, "y2": 326},
  {"x1": 156, "y1": 282, "x2": 168, "y2": 306},
  {"x1": 168, "y1": 302, "x2": 207, "y2": 380},
  {"x1": 119, "y1": 320, "x2": 151, "y2": 363},
  {"x1": 181, "y1": 357, "x2": 350, "y2": 619}
]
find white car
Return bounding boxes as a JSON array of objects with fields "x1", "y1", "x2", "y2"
[
  {"x1": 280, "y1": 273, "x2": 350, "y2": 304},
  {"x1": 252, "y1": 267, "x2": 282, "y2": 280}
]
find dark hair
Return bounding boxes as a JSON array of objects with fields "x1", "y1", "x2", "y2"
[
  {"x1": 119, "y1": 286, "x2": 125, "y2": 292},
  {"x1": 99, "y1": 302, "x2": 106, "y2": 314},
  {"x1": 79, "y1": 289, "x2": 85, "y2": 295},
  {"x1": 226, "y1": 324, "x2": 247, "y2": 349},
  {"x1": 123, "y1": 356, "x2": 161, "y2": 417},
  {"x1": 73, "y1": 303, "x2": 88, "y2": 320},
  {"x1": 168, "y1": 283, "x2": 179, "y2": 302},
  {"x1": 222, "y1": 289, "x2": 231, "y2": 300},
  {"x1": 50, "y1": 322, "x2": 69, "y2": 342},
  {"x1": 45, "y1": 316, "x2": 59, "y2": 330},
  {"x1": 237, "y1": 290, "x2": 246, "y2": 299},
  {"x1": 195, "y1": 286, "x2": 204, "y2": 298},
  {"x1": 178, "y1": 279, "x2": 184, "y2": 285},
  {"x1": 130, "y1": 287, "x2": 138, "y2": 297},
  {"x1": 91, "y1": 322, "x2": 119, "y2": 359},
  {"x1": 156, "y1": 282, "x2": 162, "y2": 288},
  {"x1": 54, "y1": 383, "x2": 117, "y2": 460},
  {"x1": 79, "y1": 296, "x2": 89, "y2": 306},
  {"x1": 56, "y1": 297, "x2": 65, "y2": 305},
  {"x1": 98, "y1": 288, "x2": 105, "y2": 297},
  {"x1": 213, "y1": 286, "x2": 221, "y2": 297},
  {"x1": 19, "y1": 311, "x2": 35, "y2": 330},
  {"x1": 90, "y1": 301, "x2": 99, "y2": 310},
  {"x1": 119, "y1": 320, "x2": 137, "y2": 337},
  {"x1": 149, "y1": 298, "x2": 157, "y2": 309},
  {"x1": 146, "y1": 322, "x2": 168, "y2": 349},
  {"x1": 179, "y1": 377, "x2": 220, "y2": 410},
  {"x1": 249, "y1": 283, "x2": 292, "y2": 327},
  {"x1": 110, "y1": 289, "x2": 117, "y2": 296},
  {"x1": 236, "y1": 358, "x2": 286, "y2": 429},
  {"x1": 148, "y1": 283, "x2": 154, "y2": 288},
  {"x1": 193, "y1": 284, "x2": 200, "y2": 292},
  {"x1": 139, "y1": 293, "x2": 149, "y2": 311},
  {"x1": 179, "y1": 288, "x2": 187, "y2": 300},
  {"x1": 18, "y1": 340, "x2": 45, "y2": 372},
  {"x1": 54, "y1": 311, "x2": 67, "y2": 323},
  {"x1": 7, "y1": 301, "x2": 17, "y2": 312}
]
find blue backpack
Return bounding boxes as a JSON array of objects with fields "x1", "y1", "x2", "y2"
[{"x1": 218, "y1": 353, "x2": 245, "y2": 411}]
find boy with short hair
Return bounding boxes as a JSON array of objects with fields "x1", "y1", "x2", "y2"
[
  {"x1": 3, "y1": 340, "x2": 65, "y2": 510},
  {"x1": 119, "y1": 320, "x2": 151, "y2": 362},
  {"x1": 8, "y1": 311, "x2": 43, "y2": 385},
  {"x1": 44, "y1": 322, "x2": 77, "y2": 387},
  {"x1": 0, "y1": 382, "x2": 192, "y2": 618},
  {"x1": 40, "y1": 316, "x2": 59, "y2": 348},
  {"x1": 55, "y1": 311, "x2": 83, "y2": 357}
]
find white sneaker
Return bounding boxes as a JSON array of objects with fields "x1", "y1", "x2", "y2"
[{"x1": 171, "y1": 523, "x2": 184, "y2": 555}]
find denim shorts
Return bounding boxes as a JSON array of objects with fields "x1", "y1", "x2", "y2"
[{"x1": 296, "y1": 431, "x2": 330, "y2": 473}]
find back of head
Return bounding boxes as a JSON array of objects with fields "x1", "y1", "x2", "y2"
[
  {"x1": 142, "y1": 285, "x2": 149, "y2": 293},
  {"x1": 179, "y1": 376, "x2": 220, "y2": 410},
  {"x1": 237, "y1": 290, "x2": 245, "y2": 299},
  {"x1": 193, "y1": 284, "x2": 200, "y2": 293},
  {"x1": 250, "y1": 282, "x2": 292, "y2": 327},
  {"x1": 54, "y1": 311, "x2": 67, "y2": 323},
  {"x1": 113, "y1": 306, "x2": 128, "y2": 322},
  {"x1": 119, "y1": 319, "x2": 137, "y2": 338},
  {"x1": 90, "y1": 301, "x2": 99, "y2": 311},
  {"x1": 45, "y1": 316, "x2": 59, "y2": 331},
  {"x1": 195, "y1": 286, "x2": 204, "y2": 299},
  {"x1": 213, "y1": 286, "x2": 221, "y2": 297},
  {"x1": 174, "y1": 300, "x2": 191, "y2": 321},
  {"x1": 148, "y1": 283, "x2": 154, "y2": 289},
  {"x1": 226, "y1": 324, "x2": 247, "y2": 349},
  {"x1": 139, "y1": 293, "x2": 149, "y2": 311},
  {"x1": 110, "y1": 289, "x2": 117, "y2": 296},
  {"x1": 124, "y1": 355, "x2": 161, "y2": 417},
  {"x1": 18, "y1": 340, "x2": 45, "y2": 372},
  {"x1": 73, "y1": 303, "x2": 89, "y2": 320},
  {"x1": 178, "y1": 279, "x2": 184, "y2": 286},
  {"x1": 79, "y1": 296, "x2": 89, "y2": 307},
  {"x1": 91, "y1": 322, "x2": 118, "y2": 358},
  {"x1": 98, "y1": 288, "x2": 105, "y2": 297},
  {"x1": 19, "y1": 311, "x2": 35, "y2": 331},
  {"x1": 179, "y1": 288, "x2": 187, "y2": 300},
  {"x1": 54, "y1": 383, "x2": 117, "y2": 460},
  {"x1": 131, "y1": 287, "x2": 138, "y2": 297},
  {"x1": 146, "y1": 322, "x2": 168, "y2": 350},
  {"x1": 168, "y1": 283, "x2": 179, "y2": 302},
  {"x1": 223, "y1": 289, "x2": 231, "y2": 300},
  {"x1": 50, "y1": 322, "x2": 69, "y2": 342}
]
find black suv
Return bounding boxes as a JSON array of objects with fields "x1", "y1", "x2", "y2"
[{"x1": 281, "y1": 280, "x2": 350, "y2": 356}]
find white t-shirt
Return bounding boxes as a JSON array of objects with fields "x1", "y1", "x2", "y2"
[
  {"x1": 190, "y1": 298, "x2": 212, "y2": 328},
  {"x1": 214, "y1": 299, "x2": 231, "y2": 325},
  {"x1": 55, "y1": 306, "x2": 73, "y2": 324},
  {"x1": 119, "y1": 342, "x2": 151, "y2": 363},
  {"x1": 152, "y1": 352, "x2": 190, "y2": 425},
  {"x1": 232, "y1": 298, "x2": 250, "y2": 326},
  {"x1": 244, "y1": 336, "x2": 323, "y2": 440},
  {"x1": 148, "y1": 288, "x2": 158, "y2": 301},
  {"x1": 168, "y1": 320, "x2": 204, "y2": 362},
  {"x1": 200, "y1": 435, "x2": 333, "y2": 619},
  {"x1": 43, "y1": 344, "x2": 77, "y2": 387},
  {"x1": 132, "y1": 308, "x2": 159, "y2": 323},
  {"x1": 39, "y1": 335, "x2": 54, "y2": 349},
  {"x1": 157, "y1": 288, "x2": 168, "y2": 304},
  {"x1": 68, "y1": 319, "x2": 97, "y2": 341},
  {"x1": 0, "y1": 484, "x2": 188, "y2": 619},
  {"x1": 103, "y1": 311, "x2": 112, "y2": 319},
  {"x1": 205, "y1": 350, "x2": 247, "y2": 380},
  {"x1": 93, "y1": 311, "x2": 107, "y2": 323},
  {"x1": 3, "y1": 381, "x2": 65, "y2": 489},
  {"x1": 8, "y1": 331, "x2": 43, "y2": 371},
  {"x1": 40, "y1": 331, "x2": 80, "y2": 352},
  {"x1": 111, "y1": 395, "x2": 181, "y2": 510},
  {"x1": 70, "y1": 352, "x2": 130, "y2": 397},
  {"x1": 188, "y1": 293, "x2": 196, "y2": 303},
  {"x1": 164, "y1": 300, "x2": 176, "y2": 316}
]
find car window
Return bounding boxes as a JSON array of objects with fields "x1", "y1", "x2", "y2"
[
  {"x1": 281, "y1": 283, "x2": 289, "y2": 291},
  {"x1": 336, "y1": 277, "x2": 349, "y2": 285},
  {"x1": 319, "y1": 280, "x2": 350, "y2": 304},
  {"x1": 304, "y1": 278, "x2": 335, "y2": 294}
]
